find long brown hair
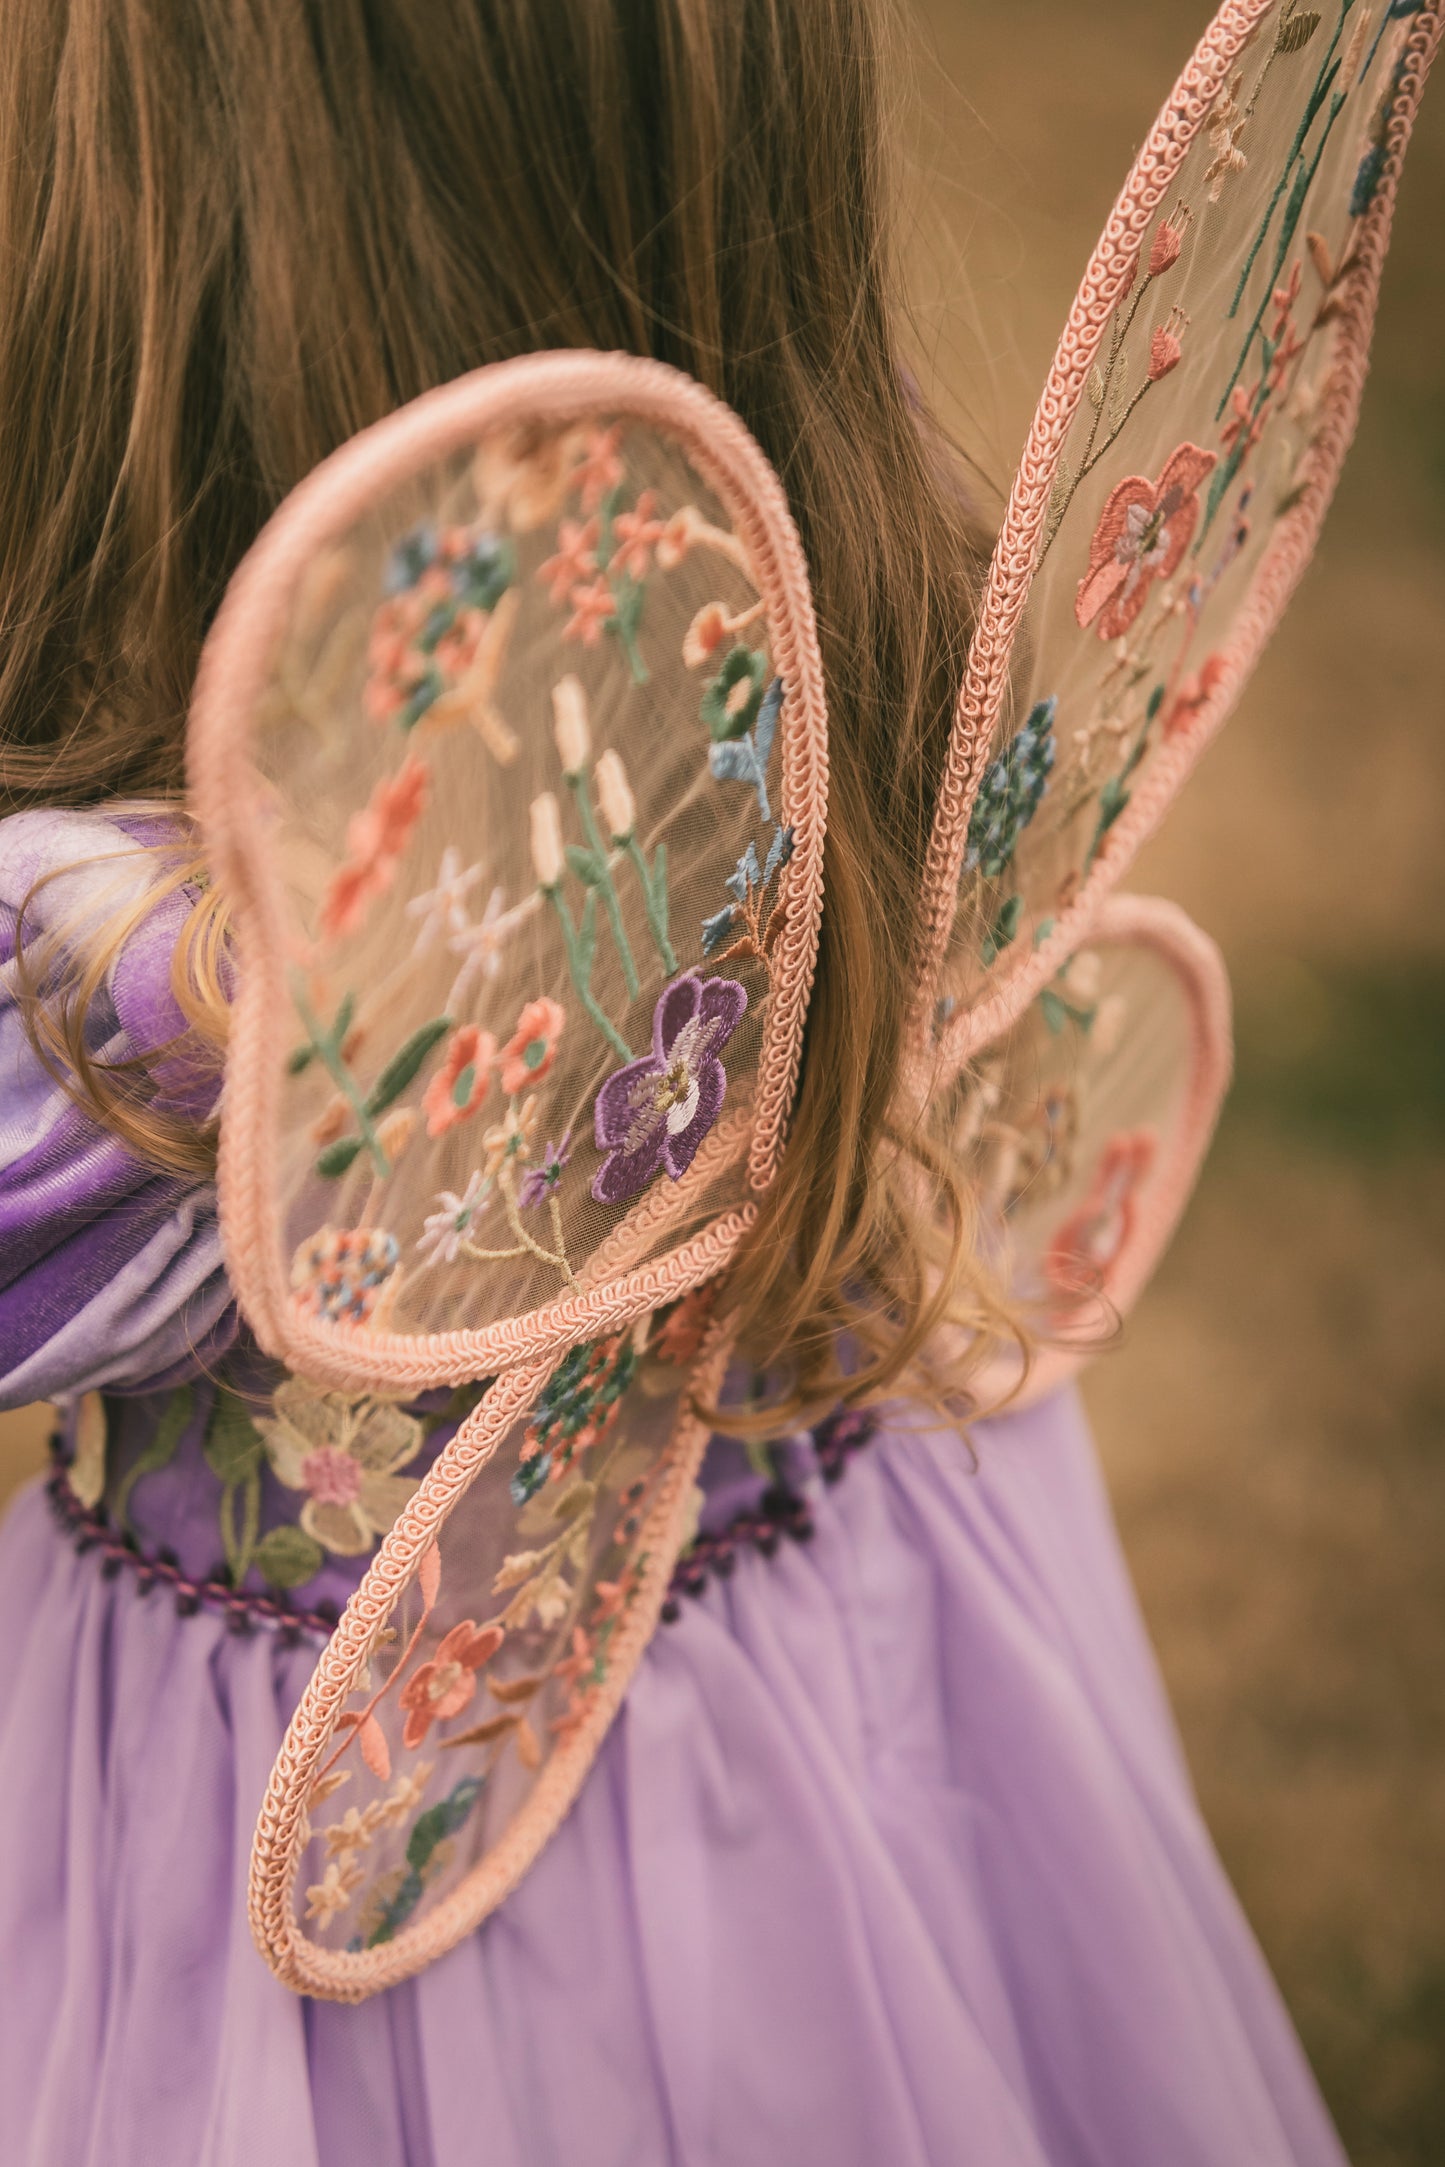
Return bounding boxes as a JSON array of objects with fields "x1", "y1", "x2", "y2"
[{"x1": 1, "y1": 0, "x2": 1022, "y2": 1413}]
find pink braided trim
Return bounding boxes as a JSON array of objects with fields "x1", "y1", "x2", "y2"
[
  {"x1": 247, "y1": 1322, "x2": 732, "y2": 1999},
  {"x1": 980, "y1": 892, "x2": 1233, "y2": 1410},
  {"x1": 188, "y1": 353, "x2": 829, "y2": 1396},
  {"x1": 915, "y1": 0, "x2": 1441, "y2": 1066}
]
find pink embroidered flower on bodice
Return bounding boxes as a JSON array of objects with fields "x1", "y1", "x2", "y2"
[
  {"x1": 300, "y1": 1445, "x2": 365, "y2": 1509},
  {"x1": 258, "y1": 1383, "x2": 427, "y2": 1557}
]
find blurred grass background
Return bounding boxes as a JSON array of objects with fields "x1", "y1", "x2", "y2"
[
  {"x1": 902, "y1": 4, "x2": 1444, "y2": 2160},
  {"x1": 0, "y1": 3, "x2": 1439, "y2": 2158}
]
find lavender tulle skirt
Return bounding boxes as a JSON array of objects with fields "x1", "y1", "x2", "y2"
[{"x1": 0, "y1": 1387, "x2": 1344, "y2": 2167}]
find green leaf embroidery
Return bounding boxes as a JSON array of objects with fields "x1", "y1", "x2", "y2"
[
  {"x1": 981, "y1": 893, "x2": 1023, "y2": 967},
  {"x1": 1039, "y1": 989, "x2": 1070, "y2": 1035},
  {"x1": 203, "y1": 1389, "x2": 265, "y2": 1485},
  {"x1": 316, "y1": 1136, "x2": 364, "y2": 1180},
  {"x1": 114, "y1": 1384, "x2": 193, "y2": 1535},
  {"x1": 564, "y1": 845, "x2": 605, "y2": 888},
  {"x1": 252, "y1": 1523, "x2": 326, "y2": 1591},
  {"x1": 362, "y1": 1016, "x2": 451, "y2": 1117}
]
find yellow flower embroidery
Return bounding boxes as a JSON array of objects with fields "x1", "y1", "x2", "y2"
[
  {"x1": 257, "y1": 1381, "x2": 424, "y2": 1559},
  {"x1": 304, "y1": 1856, "x2": 364, "y2": 1928}
]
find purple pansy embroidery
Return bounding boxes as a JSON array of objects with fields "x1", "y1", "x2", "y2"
[{"x1": 591, "y1": 974, "x2": 747, "y2": 1205}]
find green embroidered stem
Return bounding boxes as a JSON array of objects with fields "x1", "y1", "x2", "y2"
[
  {"x1": 114, "y1": 1383, "x2": 193, "y2": 1535},
  {"x1": 202, "y1": 1388, "x2": 267, "y2": 1587},
  {"x1": 541, "y1": 884, "x2": 633, "y2": 1063},
  {"x1": 1226, "y1": 2, "x2": 1350, "y2": 331},
  {"x1": 622, "y1": 834, "x2": 676, "y2": 972},
  {"x1": 609, "y1": 581, "x2": 649, "y2": 686},
  {"x1": 1219, "y1": 102, "x2": 1334, "y2": 432},
  {"x1": 593, "y1": 486, "x2": 649, "y2": 686},
  {"x1": 1219, "y1": 7, "x2": 1352, "y2": 412},
  {"x1": 292, "y1": 984, "x2": 392, "y2": 1178},
  {"x1": 218, "y1": 1482, "x2": 238, "y2": 1581},
  {"x1": 1084, "y1": 722, "x2": 1152, "y2": 872},
  {"x1": 234, "y1": 1470, "x2": 262, "y2": 1586},
  {"x1": 567, "y1": 772, "x2": 639, "y2": 997}
]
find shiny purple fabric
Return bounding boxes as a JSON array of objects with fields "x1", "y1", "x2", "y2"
[{"x1": 0, "y1": 1393, "x2": 1346, "y2": 2167}]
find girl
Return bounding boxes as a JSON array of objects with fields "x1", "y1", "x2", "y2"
[{"x1": 0, "y1": 0, "x2": 1392, "y2": 2160}]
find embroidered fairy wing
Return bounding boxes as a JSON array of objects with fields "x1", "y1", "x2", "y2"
[
  {"x1": 189, "y1": 353, "x2": 826, "y2": 1391},
  {"x1": 186, "y1": 354, "x2": 827, "y2": 1996},
  {"x1": 949, "y1": 894, "x2": 1232, "y2": 1408},
  {"x1": 247, "y1": 1306, "x2": 731, "y2": 1999},
  {"x1": 917, "y1": 0, "x2": 1440, "y2": 1060}
]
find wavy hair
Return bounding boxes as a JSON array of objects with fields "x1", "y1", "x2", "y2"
[{"x1": 2, "y1": 0, "x2": 1027, "y2": 1417}]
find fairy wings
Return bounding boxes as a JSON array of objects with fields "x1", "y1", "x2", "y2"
[{"x1": 185, "y1": 0, "x2": 1439, "y2": 1995}]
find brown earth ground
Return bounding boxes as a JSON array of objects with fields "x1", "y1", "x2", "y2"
[{"x1": 0, "y1": 5, "x2": 1440, "y2": 2158}]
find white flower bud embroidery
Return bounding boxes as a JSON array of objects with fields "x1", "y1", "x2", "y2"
[
  {"x1": 594, "y1": 748, "x2": 636, "y2": 840},
  {"x1": 530, "y1": 791, "x2": 565, "y2": 889},
  {"x1": 551, "y1": 675, "x2": 591, "y2": 776}
]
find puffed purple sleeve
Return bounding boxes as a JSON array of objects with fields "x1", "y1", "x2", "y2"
[{"x1": 0, "y1": 809, "x2": 237, "y2": 1407}]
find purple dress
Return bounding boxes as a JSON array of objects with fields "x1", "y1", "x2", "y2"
[{"x1": 0, "y1": 810, "x2": 1345, "y2": 2167}]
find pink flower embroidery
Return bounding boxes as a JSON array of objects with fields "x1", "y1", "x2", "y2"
[
  {"x1": 563, "y1": 574, "x2": 617, "y2": 647},
  {"x1": 399, "y1": 1620, "x2": 506, "y2": 1748},
  {"x1": 654, "y1": 506, "x2": 699, "y2": 571},
  {"x1": 1045, "y1": 1131, "x2": 1157, "y2": 1296},
  {"x1": 1148, "y1": 203, "x2": 1192, "y2": 276},
  {"x1": 653, "y1": 1284, "x2": 716, "y2": 1365},
  {"x1": 575, "y1": 424, "x2": 624, "y2": 513},
  {"x1": 422, "y1": 1025, "x2": 496, "y2": 1137},
  {"x1": 498, "y1": 998, "x2": 565, "y2": 1097},
  {"x1": 537, "y1": 517, "x2": 599, "y2": 604},
  {"x1": 1147, "y1": 307, "x2": 1188, "y2": 382},
  {"x1": 682, "y1": 601, "x2": 731, "y2": 670},
  {"x1": 552, "y1": 1627, "x2": 597, "y2": 1694},
  {"x1": 1161, "y1": 653, "x2": 1228, "y2": 740},
  {"x1": 319, "y1": 755, "x2": 430, "y2": 942},
  {"x1": 1074, "y1": 443, "x2": 1217, "y2": 642},
  {"x1": 611, "y1": 489, "x2": 664, "y2": 579}
]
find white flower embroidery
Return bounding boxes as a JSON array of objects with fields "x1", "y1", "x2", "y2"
[
  {"x1": 256, "y1": 1382, "x2": 424, "y2": 1558},
  {"x1": 445, "y1": 884, "x2": 511, "y2": 1011},
  {"x1": 416, "y1": 1169, "x2": 490, "y2": 1265},
  {"x1": 407, "y1": 846, "x2": 483, "y2": 954},
  {"x1": 374, "y1": 1762, "x2": 434, "y2": 1829},
  {"x1": 304, "y1": 1856, "x2": 364, "y2": 1927}
]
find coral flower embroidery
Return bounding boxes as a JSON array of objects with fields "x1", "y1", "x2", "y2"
[
  {"x1": 319, "y1": 754, "x2": 430, "y2": 941},
  {"x1": 498, "y1": 998, "x2": 565, "y2": 1096},
  {"x1": 422, "y1": 1026, "x2": 496, "y2": 1137},
  {"x1": 399, "y1": 1620, "x2": 506, "y2": 1747},
  {"x1": 1045, "y1": 1131, "x2": 1157, "y2": 1296},
  {"x1": 1074, "y1": 443, "x2": 1217, "y2": 641},
  {"x1": 1161, "y1": 653, "x2": 1228, "y2": 740},
  {"x1": 591, "y1": 973, "x2": 746, "y2": 1205}
]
